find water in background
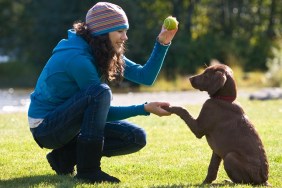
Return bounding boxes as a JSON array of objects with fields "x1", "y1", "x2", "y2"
[
  {"x1": 0, "y1": 88, "x2": 31, "y2": 113},
  {"x1": 0, "y1": 88, "x2": 211, "y2": 114},
  {"x1": 0, "y1": 87, "x2": 278, "y2": 114}
]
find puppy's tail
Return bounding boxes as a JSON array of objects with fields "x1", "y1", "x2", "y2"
[{"x1": 258, "y1": 143, "x2": 269, "y2": 184}]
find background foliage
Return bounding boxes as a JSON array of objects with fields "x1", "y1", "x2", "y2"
[{"x1": 0, "y1": 0, "x2": 282, "y2": 88}]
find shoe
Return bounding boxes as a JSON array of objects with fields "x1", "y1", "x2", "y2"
[
  {"x1": 46, "y1": 151, "x2": 75, "y2": 175},
  {"x1": 75, "y1": 137, "x2": 120, "y2": 183},
  {"x1": 75, "y1": 169, "x2": 120, "y2": 183}
]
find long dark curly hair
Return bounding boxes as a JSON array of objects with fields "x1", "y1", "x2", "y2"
[{"x1": 73, "y1": 21, "x2": 125, "y2": 83}]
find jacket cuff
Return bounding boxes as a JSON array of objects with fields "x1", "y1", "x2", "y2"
[{"x1": 138, "y1": 103, "x2": 150, "y2": 116}]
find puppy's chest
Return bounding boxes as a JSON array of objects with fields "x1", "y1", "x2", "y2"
[
  {"x1": 204, "y1": 108, "x2": 254, "y2": 153},
  {"x1": 201, "y1": 101, "x2": 247, "y2": 139},
  {"x1": 212, "y1": 99, "x2": 243, "y2": 111},
  {"x1": 202, "y1": 102, "x2": 243, "y2": 122}
]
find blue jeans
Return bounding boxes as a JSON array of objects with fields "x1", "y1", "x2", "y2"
[{"x1": 31, "y1": 83, "x2": 146, "y2": 157}]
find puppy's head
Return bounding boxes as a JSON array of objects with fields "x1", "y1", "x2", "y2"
[{"x1": 189, "y1": 64, "x2": 234, "y2": 97}]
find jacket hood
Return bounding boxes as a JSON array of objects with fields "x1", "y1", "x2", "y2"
[{"x1": 52, "y1": 29, "x2": 91, "y2": 54}]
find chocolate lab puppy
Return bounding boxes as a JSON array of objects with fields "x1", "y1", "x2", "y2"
[{"x1": 163, "y1": 64, "x2": 269, "y2": 185}]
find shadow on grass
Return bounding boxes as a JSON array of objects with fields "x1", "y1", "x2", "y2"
[
  {"x1": 150, "y1": 181, "x2": 269, "y2": 188},
  {"x1": 0, "y1": 174, "x2": 77, "y2": 188},
  {"x1": 0, "y1": 175, "x2": 238, "y2": 188},
  {"x1": 3, "y1": 176, "x2": 264, "y2": 188},
  {"x1": 150, "y1": 182, "x2": 238, "y2": 188}
]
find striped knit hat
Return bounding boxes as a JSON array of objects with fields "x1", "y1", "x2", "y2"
[{"x1": 86, "y1": 2, "x2": 129, "y2": 36}]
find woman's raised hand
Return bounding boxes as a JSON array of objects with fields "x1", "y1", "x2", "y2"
[{"x1": 157, "y1": 26, "x2": 178, "y2": 45}]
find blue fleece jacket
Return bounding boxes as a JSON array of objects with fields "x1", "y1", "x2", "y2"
[{"x1": 28, "y1": 29, "x2": 170, "y2": 121}]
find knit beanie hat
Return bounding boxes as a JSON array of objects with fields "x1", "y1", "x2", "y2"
[{"x1": 86, "y1": 2, "x2": 129, "y2": 36}]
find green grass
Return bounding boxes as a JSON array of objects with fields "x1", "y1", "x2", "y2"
[{"x1": 0, "y1": 99, "x2": 282, "y2": 188}]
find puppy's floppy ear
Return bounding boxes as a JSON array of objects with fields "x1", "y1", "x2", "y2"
[{"x1": 208, "y1": 71, "x2": 227, "y2": 95}]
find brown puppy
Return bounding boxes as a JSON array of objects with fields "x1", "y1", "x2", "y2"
[{"x1": 163, "y1": 64, "x2": 269, "y2": 185}]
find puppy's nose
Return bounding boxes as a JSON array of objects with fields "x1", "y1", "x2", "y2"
[
  {"x1": 189, "y1": 76, "x2": 198, "y2": 88},
  {"x1": 189, "y1": 76, "x2": 194, "y2": 82}
]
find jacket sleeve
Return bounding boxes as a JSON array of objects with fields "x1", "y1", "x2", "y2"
[
  {"x1": 123, "y1": 40, "x2": 170, "y2": 86},
  {"x1": 67, "y1": 55, "x2": 101, "y2": 90},
  {"x1": 107, "y1": 104, "x2": 150, "y2": 121}
]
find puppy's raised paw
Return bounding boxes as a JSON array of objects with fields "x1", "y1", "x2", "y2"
[
  {"x1": 161, "y1": 106, "x2": 188, "y2": 116},
  {"x1": 161, "y1": 106, "x2": 172, "y2": 112}
]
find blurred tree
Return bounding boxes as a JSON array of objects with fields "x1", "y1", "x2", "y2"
[{"x1": 1, "y1": 0, "x2": 282, "y2": 88}]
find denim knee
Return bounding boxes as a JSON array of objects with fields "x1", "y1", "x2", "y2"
[
  {"x1": 87, "y1": 83, "x2": 112, "y2": 103},
  {"x1": 133, "y1": 127, "x2": 147, "y2": 149},
  {"x1": 78, "y1": 83, "x2": 112, "y2": 140}
]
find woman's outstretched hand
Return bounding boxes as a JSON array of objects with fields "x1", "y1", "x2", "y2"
[
  {"x1": 144, "y1": 102, "x2": 172, "y2": 116},
  {"x1": 157, "y1": 26, "x2": 178, "y2": 45}
]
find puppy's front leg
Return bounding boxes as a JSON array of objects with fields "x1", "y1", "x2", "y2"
[
  {"x1": 162, "y1": 106, "x2": 204, "y2": 138},
  {"x1": 203, "y1": 152, "x2": 222, "y2": 184},
  {"x1": 162, "y1": 106, "x2": 189, "y2": 117}
]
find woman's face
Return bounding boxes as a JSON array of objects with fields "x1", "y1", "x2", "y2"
[{"x1": 109, "y1": 29, "x2": 128, "y2": 53}]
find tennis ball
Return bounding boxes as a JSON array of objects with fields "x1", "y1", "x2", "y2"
[{"x1": 163, "y1": 16, "x2": 178, "y2": 30}]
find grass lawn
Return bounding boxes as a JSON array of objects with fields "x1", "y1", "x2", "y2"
[{"x1": 0, "y1": 98, "x2": 281, "y2": 188}]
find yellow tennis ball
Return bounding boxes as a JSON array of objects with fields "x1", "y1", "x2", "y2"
[{"x1": 163, "y1": 16, "x2": 179, "y2": 30}]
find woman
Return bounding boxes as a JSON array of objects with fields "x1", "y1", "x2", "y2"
[{"x1": 28, "y1": 2, "x2": 178, "y2": 183}]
